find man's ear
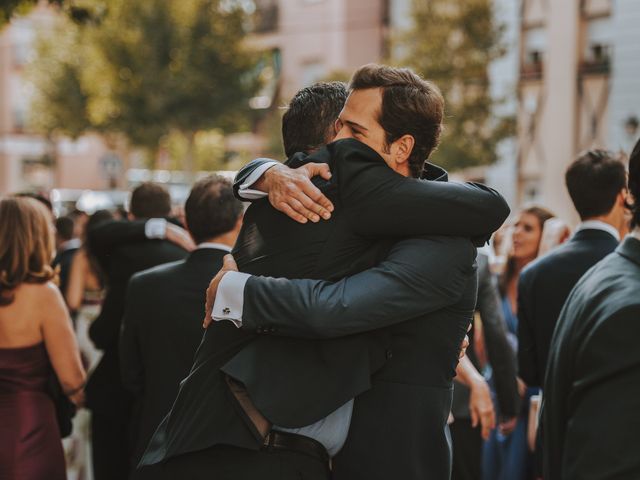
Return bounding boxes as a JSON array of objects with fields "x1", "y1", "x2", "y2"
[{"x1": 393, "y1": 134, "x2": 415, "y2": 164}]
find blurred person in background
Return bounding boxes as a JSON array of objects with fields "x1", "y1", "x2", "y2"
[
  {"x1": 0, "y1": 197, "x2": 86, "y2": 480},
  {"x1": 69, "y1": 209, "x2": 90, "y2": 240},
  {"x1": 450, "y1": 250, "x2": 519, "y2": 480},
  {"x1": 543, "y1": 138, "x2": 640, "y2": 479},
  {"x1": 54, "y1": 215, "x2": 81, "y2": 304},
  {"x1": 482, "y1": 206, "x2": 554, "y2": 480},
  {"x1": 120, "y1": 175, "x2": 243, "y2": 479},
  {"x1": 518, "y1": 150, "x2": 628, "y2": 390},
  {"x1": 85, "y1": 183, "x2": 189, "y2": 480},
  {"x1": 63, "y1": 209, "x2": 114, "y2": 480},
  {"x1": 14, "y1": 191, "x2": 54, "y2": 217}
]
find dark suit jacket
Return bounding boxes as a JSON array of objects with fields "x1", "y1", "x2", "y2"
[
  {"x1": 452, "y1": 253, "x2": 519, "y2": 420},
  {"x1": 53, "y1": 244, "x2": 79, "y2": 302},
  {"x1": 120, "y1": 247, "x2": 228, "y2": 465},
  {"x1": 86, "y1": 220, "x2": 188, "y2": 415},
  {"x1": 141, "y1": 139, "x2": 509, "y2": 477},
  {"x1": 543, "y1": 235, "x2": 640, "y2": 480},
  {"x1": 518, "y1": 228, "x2": 619, "y2": 387}
]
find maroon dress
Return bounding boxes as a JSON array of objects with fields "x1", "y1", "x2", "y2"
[{"x1": 0, "y1": 343, "x2": 66, "y2": 480}]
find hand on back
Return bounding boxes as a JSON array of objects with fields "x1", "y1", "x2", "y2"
[{"x1": 257, "y1": 163, "x2": 334, "y2": 223}]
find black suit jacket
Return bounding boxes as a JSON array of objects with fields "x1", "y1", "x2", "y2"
[
  {"x1": 518, "y1": 228, "x2": 619, "y2": 387},
  {"x1": 141, "y1": 139, "x2": 509, "y2": 476},
  {"x1": 543, "y1": 236, "x2": 640, "y2": 480},
  {"x1": 86, "y1": 220, "x2": 188, "y2": 414},
  {"x1": 53, "y1": 244, "x2": 79, "y2": 302},
  {"x1": 120, "y1": 247, "x2": 228, "y2": 465}
]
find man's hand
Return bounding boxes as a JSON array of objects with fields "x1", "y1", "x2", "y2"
[
  {"x1": 203, "y1": 255, "x2": 239, "y2": 328},
  {"x1": 498, "y1": 416, "x2": 518, "y2": 436},
  {"x1": 458, "y1": 322, "x2": 472, "y2": 359},
  {"x1": 469, "y1": 376, "x2": 496, "y2": 440},
  {"x1": 255, "y1": 163, "x2": 334, "y2": 224},
  {"x1": 459, "y1": 334, "x2": 470, "y2": 359},
  {"x1": 166, "y1": 224, "x2": 196, "y2": 251}
]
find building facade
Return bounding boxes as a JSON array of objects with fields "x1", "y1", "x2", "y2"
[
  {"x1": 0, "y1": 4, "x2": 117, "y2": 196},
  {"x1": 514, "y1": 0, "x2": 640, "y2": 222}
]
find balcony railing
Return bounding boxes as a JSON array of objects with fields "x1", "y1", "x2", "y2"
[
  {"x1": 252, "y1": 4, "x2": 279, "y2": 33},
  {"x1": 520, "y1": 61, "x2": 544, "y2": 81}
]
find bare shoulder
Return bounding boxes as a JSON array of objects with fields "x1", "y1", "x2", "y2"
[{"x1": 25, "y1": 282, "x2": 67, "y2": 310}]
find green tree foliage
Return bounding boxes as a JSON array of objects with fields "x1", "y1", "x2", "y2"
[
  {"x1": 396, "y1": 0, "x2": 514, "y2": 171},
  {"x1": 28, "y1": 18, "x2": 91, "y2": 138},
  {"x1": 29, "y1": 0, "x2": 260, "y2": 172}
]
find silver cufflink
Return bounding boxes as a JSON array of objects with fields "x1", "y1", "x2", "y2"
[{"x1": 223, "y1": 307, "x2": 231, "y2": 315}]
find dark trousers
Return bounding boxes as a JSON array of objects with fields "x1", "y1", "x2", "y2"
[
  {"x1": 160, "y1": 444, "x2": 330, "y2": 480},
  {"x1": 451, "y1": 418, "x2": 482, "y2": 480},
  {"x1": 92, "y1": 412, "x2": 131, "y2": 480}
]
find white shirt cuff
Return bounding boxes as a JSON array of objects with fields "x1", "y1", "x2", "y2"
[
  {"x1": 212, "y1": 271, "x2": 252, "y2": 327},
  {"x1": 237, "y1": 161, "x2": 279, "y2": 200},
  {"x1": 145, "y1": 218, "x2": 167, "y2": 239}
]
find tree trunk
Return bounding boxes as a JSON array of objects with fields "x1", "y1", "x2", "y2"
[{"x1": 184, "y1": 131, "x2": 196, "y2": 184}]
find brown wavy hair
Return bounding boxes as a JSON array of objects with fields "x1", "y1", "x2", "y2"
[{"x1": 0, "y1": 197, "x2": 56, "y2": 306}]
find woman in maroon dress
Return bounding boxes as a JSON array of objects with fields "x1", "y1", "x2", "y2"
[{"x1": 0, "y1": 197, "x2": 86, "y2": 480}]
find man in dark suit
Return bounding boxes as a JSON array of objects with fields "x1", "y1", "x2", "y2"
[
  {"x1": 53, "y1": 215, "x2": 81, "y2": 302},
  {"x1": 450, "y1": 252, "x2": 519, "y2": 480},
  {"x1": 86, "y1": 182, "x2": 189, "y2": 480},
  {"x1": 542, "y1": 138, "x2": 640, "y2": 480},
  {"x1": 143, "y1": 67, "x2": 508, "y2": 480},
  {"x1": 120, "y1": 176, "x2": 243, "y2": 478},
  {"x1": 518, "y1": 150, "x2": 628, "y2": 389}
]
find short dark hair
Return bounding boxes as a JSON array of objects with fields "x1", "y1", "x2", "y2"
[
  {"x1": 629, "y1": 138, "x2": 640, "y2": 228},
  {"x1": 349, "y1": 64, "x2": 444, "y2": 178},
  {"x1": 55, "y1": 216, "x2": 75, "y2": 241},
  {"x1": 129, "y1": 182, "x2": 171, "y2": 219},
  {"x1": 282, "y1": 81, "x2": 348, "y2": 157},
  {"x1": 185, "y1": 175, "x2": 243, "y2": 244},
  {"x1": 565, "y1": 150, "x2": 627, "y2": 220}
]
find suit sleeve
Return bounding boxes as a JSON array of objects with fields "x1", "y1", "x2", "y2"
[
  {"x1": 332, "y1": 141, "x2": 510, "y2": 243},
  {"x1": 517, "y1": 269, "x2": 540, "y2": 387},
  {"x1": 476, "y1": 255, "x2": 519, "y2": 417},
  {"x1": 119, "y1": 275, "x2": 145, "y2": 395},
  {"x1": 240, "y1": 236, "x2": 477, "y2": 338},
  {"x1": 87, "y1": 220, "x2": 147, "y2": 272}
]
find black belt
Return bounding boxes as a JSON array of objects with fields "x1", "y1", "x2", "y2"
[{"x1": 262, "y1": 430, "x2": 330, "y2": 467}]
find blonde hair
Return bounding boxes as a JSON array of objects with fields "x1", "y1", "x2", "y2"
[{"x1": 0, "y1": 197, "x2": 55, "y2": 306}]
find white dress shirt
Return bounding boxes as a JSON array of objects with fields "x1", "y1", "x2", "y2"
[
  {"x1": 236, "y1": 161, "x2": 278, "y2": 200},
  {"x1": 197, "y1": 242, "x2": 232, "y2": 252},
  {"x1": 575, "y1": 220, "x2": 620, "y2": 241}
]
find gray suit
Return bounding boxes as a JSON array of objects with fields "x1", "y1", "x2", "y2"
[
  {"x1": 450, "y1": 253, "x2": 518, "y2": 480},
  {"x1": 451, "y1": 253, "x2": 518, "y2": 421}
]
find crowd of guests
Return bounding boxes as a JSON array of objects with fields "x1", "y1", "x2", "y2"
[
  {"x1": 0, "y1": 177, "x2": 244, "y2": 480},
  {"x1": 449, "y1": 146, "x2": 637, "y2": 480},
  {"x1": 0, "y1": 74, "x2": 638, "y2": 480}
]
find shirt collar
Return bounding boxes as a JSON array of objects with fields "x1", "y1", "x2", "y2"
[
  {"x1": 633, "y1": 229, "x2": 640, "y2": 241},
  {"x1": 575, "y1": 220, "x2": 620, "y2": 241},
  {"x1": 197, "y1": 242, "x2": 232, "y2": 252},
  {"x1": 59, "y1": 238, "x2": 81, "y2": 252}
]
